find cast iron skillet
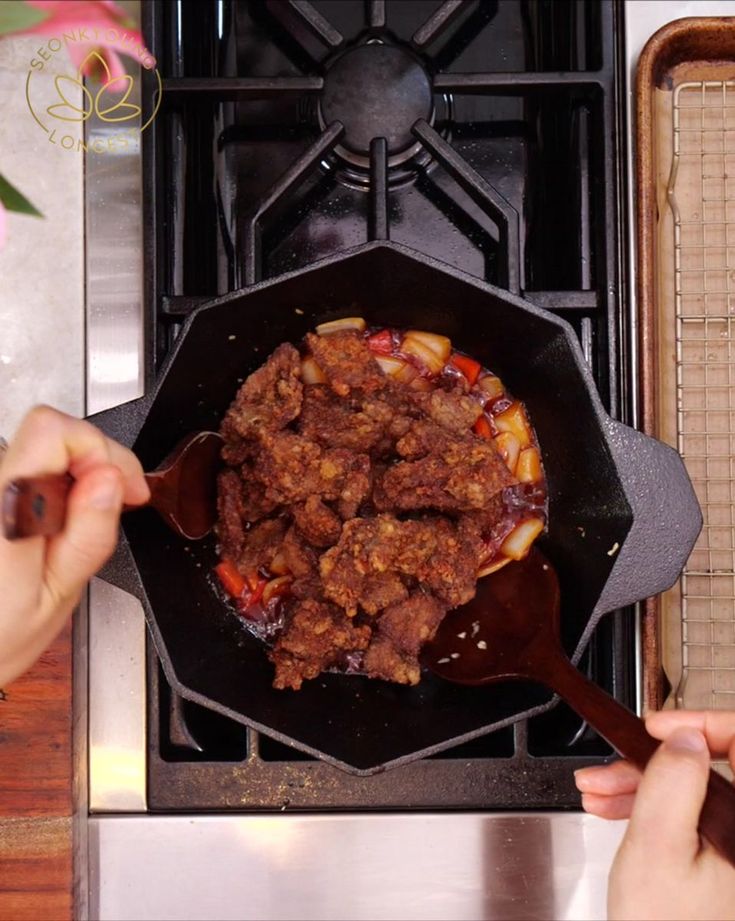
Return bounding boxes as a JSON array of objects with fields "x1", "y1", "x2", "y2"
[{"x1": 93, "y1": 241, "x2": 701, "y2": 775}]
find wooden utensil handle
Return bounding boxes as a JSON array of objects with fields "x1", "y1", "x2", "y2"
[
  {"x1": 1, "y1": 474, "x2": 73, "y2": 539},
  {"x1": 545, "y1": 654, "x2": 735, "y2": 867}
]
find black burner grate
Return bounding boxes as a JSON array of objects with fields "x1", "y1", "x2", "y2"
[{"x1": 141, "y1": 0, "x2": 633, "y2": 812}]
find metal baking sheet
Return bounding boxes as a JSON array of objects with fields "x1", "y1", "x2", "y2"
[{"x1": 637, "y1": 17, "x2": 735, "y2": 711}]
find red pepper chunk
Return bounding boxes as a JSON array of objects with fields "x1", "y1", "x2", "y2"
[
  {"x1": 450, "y1": 353, "x2": 482, "y2": 386},
  {"x1": 473, "y1": 414, "x2": 494, "y2": 440},
  {"x1": 366, "y1": 329, "x2": 394, "y2": 355},
  {"x1": 215, "y1": 560, "x2": 246, "y2": 599},
  {"x1": 243, "y1": 569, "x2": 261, "y2": 592}
]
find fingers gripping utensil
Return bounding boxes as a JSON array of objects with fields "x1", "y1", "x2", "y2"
[
  {"x1": 1, "y1": 431, "x2": 223, "y2": 541},
  {"x1": 425, "y1": 549, "x2": 735, "y2": 868}
]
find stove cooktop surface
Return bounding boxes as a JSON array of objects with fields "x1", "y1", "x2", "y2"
[{"x1": 138, "y1": 0, "x2": 634, "y2": 811}]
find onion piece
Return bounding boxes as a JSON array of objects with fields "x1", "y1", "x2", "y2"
[
  {"x1": 301, "y1": 357, "x2": 327, "y2": 384},
  {"x1": 262, "y1": 575, "x2": 293, "y2": 604},
  {"x1": 477, "y1": 374, "x2": 505, "y2": 400},
  {"x1": 500, "y1": 518, "x2": 544, "y2": 561},
  {"x1": 376, "y1": 355, "x2": 404, "y2": 376},
  {"x1": 409, "y1": 376, "x2": 433, "y2": 391},
  {"x1": 375, "y1": 355, "x2": 417, "y2": 383},
  {"x1": 477, "y1": 556, "x2": 512, "y2": 578},
  {"x1": 316, "y1": 317, "x2": 366, "y2": 336},
  {"x1": 516, "y1": 446, "x2": 542, "y2": 483},
  {"x1": 494, "y1": 401, "x2": 532, "y2": 448},
  {"x1": 269, "y1": 551, "x2": 290, "y2": 576},
  {"x1": 404, "y1": 329, "x2": 452, "y2": 363},
  {"x1": 401, "y1": 336, "x2": 446, "y2": 375},
  {"x1": 493, "y1": 431, "x2": 521, "y2": 474}
]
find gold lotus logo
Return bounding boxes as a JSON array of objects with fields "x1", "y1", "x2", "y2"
[
  {"x1": 48, "y1": 51, "x2": 141, "y2": 123},
  {"x1": 25, "y1": 32, "x2": 162, "y2": 154}
]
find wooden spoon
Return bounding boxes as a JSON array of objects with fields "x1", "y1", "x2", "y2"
[
  {"x1": 1, "y1": 431, "x2": 223, "y2": 541},
  {"x1": 424, "y1": 548, "x2": 735, "y2": 867}
]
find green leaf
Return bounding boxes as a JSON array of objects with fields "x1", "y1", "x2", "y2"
[
  {"x1": 0, "y1": 173, "x2": 42, "y2": 218},
  {"x1": 0, "y1": 1, "x2": 49, "y2": 35}
]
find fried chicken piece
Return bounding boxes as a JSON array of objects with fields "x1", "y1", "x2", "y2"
[
  {"x1": 319, "y1": 518, "x2": 390, "y2": 616},
  {"x1": 306, "y1": 331, "x2": 386, "y2": 396},
  {"x1": 298, "y1": 382, "x2": 413, "y2": 454},
  {"x1": 363, "y1": 591, "x2": 448, "y2": 686},
  {"x1": 457, "y1": 492, "x2": 508, "y2": 546},
  {"x1": 298, "y1": 384, "x2": 386, "y2": 452},
  {"x1": 220, "y1": 342, "x2": 302, "y2": 440},
  {"x1": 256, "y1": 431, "x2": 371, "y2": 513},
  {"x1": 385, "y1": 412, "x2": 414, "y2": 442},
  {"x1": 221, "y1": 437, "x2": 257, "y2": 467},
  {"x1": 335, "y1": 453, "x2": 371, "y2": 519},
  {"x1": 239, "y1": 463, "x2": 279, "y2": 523},
  {"x1": 380, "y1": 426, "x2": 516, "y2": 513},
  {"x1": 393, "y1": 420, "x2": 450, "y2": 460},
  {"x1": 270, "y1": 600, "x2": 372, "y2": 690},
  {"x1": 292, "y1": 496, "x2": 343, "y2": 548},
  {"x1": 363, "y1": 636, "x2": 421, "y2": 686},
  {"x1": 399, "y1": 517, "x2": 479, "y2": 607},
  {"x1": 216, "y1": 468, "x2": 246, "y2": 560},
  {"x1": 359, "y1": 572, "x2": 409, "y2": 616},
  {"x1": 320, "y1": 514, "x2": 480, "y2": 614},
  {"x1": 290, "y1": 574, "x2": 327, "y2": 602},
  {"x1": 237, "y1": 517, "x2": 288, "y2": 573},
  {"x1": 376, "y1": 592, "x2": 447, "y2": 656},
  {"x1": 369, "y1": 461, "x2": 391, "y2": 510},
  {"x1": 281, "y1": 526, "x2": 318, "y2": 579},
  {"x1": 255, "y1": 430, "x2": 320, "y2": 501},
  {"x1": 412, "y1": 386, "x2": 483, "y2": 434}
]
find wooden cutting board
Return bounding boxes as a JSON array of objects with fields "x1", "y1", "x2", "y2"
[{"x1": 0, "y1": 625, "x2": 73, "y2": 920}]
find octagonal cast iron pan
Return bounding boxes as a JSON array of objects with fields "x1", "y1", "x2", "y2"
[{"x1": 92, "y1": 242, "x2": 702, "y2": 776}]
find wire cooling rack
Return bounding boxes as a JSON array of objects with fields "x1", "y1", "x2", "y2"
[{"x1": 671, "y1": 80, "x2": 735, "y2": 707}]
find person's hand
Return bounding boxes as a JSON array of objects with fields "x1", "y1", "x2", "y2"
[
  {"x1": 0, "y1": 406, "x2": 149, "y2": 686},
  {"x1": 575, "y1": 710, "x2": 735, "y2": 920}
]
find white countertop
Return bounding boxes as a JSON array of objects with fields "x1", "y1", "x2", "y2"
[{"x1": 0, "y1": 36, "x2": 84, "y2": 437}]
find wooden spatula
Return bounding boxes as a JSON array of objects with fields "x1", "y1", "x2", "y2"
[
  {"x1": 1, "y1": 431, "x2": 223, "y2": 541},
  {"x1": 424, "y1": 548, "x2": 735, "y2": 868}
]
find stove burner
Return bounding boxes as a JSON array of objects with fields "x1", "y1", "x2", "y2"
[{"x1": 318, "y1": 43, "x2": 434, "y2": 169}]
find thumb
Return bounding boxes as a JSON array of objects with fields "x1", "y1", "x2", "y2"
[
  {"x1": 624, "y1": 727, "x2": 710, "y2": 864},
  {"x1": 42, "y1": 465, "x2": 124, "y2": 610}
]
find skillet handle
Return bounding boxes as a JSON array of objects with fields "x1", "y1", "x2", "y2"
[
  {"x1": 592, "y1": 419, "x2": 702, "y2": 615},
  {"x1": 544, "y1": 654, "x2": 735, "y2": 869}
]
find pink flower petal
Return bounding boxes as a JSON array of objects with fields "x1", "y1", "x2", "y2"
[
  {"x1": 101, "y1": 47, "x2": 126, "y2": 82},
  {"x1": 66, "y1": 44, "x2": 135, "y2": 90},
  {"x1": 9, "y1": 2, "x2": 155, "y2": 90},
  {"x1": 21, "y1": 2, "x2": 148, "y2": 63},
  {"x1": 66, "y1": 41, "x2": 93, "y2": 72},
  {"x1": 0, "y1": 201, "x2": 7, "y2": 250},
  {"x1": 26, "y1": 1, "x2": 128, "y2": 25},
  {"x1": 97, "y1": 0, "x2": 130, "y2": 22}
]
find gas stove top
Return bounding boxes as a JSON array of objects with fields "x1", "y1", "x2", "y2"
[
  {"x1": 83, "y1": 4, "x2": 735, "y2": 917},
  {"x1": 115, "y1": 0, "x2": 636, "y2": 812}
]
